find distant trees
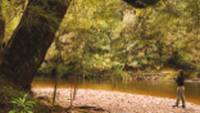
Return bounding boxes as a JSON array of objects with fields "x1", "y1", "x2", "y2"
[{"x1": 41, "y1": 0, "x2": 200, "y2": 79}]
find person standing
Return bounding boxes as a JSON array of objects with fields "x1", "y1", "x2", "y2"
[{"x1": 173, "y1": 69, "x2": 186, "y2": 108}]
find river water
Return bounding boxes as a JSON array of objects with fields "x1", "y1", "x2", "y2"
[{"x1": 32, "y1": 78, "x2": 200, "y2": 105}]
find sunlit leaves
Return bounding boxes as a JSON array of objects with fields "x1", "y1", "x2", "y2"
[
  {"x1": 41, "y1": 0, "x2": 200, "y2": 78},
  {"x1": 1, "y1": 0, "x2": 27, "y2": 42}
]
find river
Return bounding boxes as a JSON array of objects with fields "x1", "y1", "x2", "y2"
[{"x1": 32, "y1": 78, "x2": 200, "y2": 105}]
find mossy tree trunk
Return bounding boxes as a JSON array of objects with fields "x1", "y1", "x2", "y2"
[{"x1": 0, "y1": 0, "x2": 71, "y2": 90}]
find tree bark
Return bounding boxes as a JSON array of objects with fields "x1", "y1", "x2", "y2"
[
  {"x1": 0, "y1": 0, "x2": 5, "y2": 65},
  {"x1": 0, "y1": 0, "x2": 5, "y2": 40},
  {"x1": 0, "y1": 0, "x2": 71, "y2": 90}
]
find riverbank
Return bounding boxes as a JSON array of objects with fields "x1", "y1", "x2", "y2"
[{"x1": 32, "y1": 88, "x2": 200, "y2": 113}]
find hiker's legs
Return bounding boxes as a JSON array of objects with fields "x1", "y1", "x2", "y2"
[
  {"x1": 180, "y1": 87, "x2": 186, "y2": 106},
  {"x1": 175, "y1": 87, "x2": 181, "y2": 106}
]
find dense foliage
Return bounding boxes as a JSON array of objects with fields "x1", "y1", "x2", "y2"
[
  {"x1": 1, "y1": 0, "x2": 200, "y2": 81},
  {"x1": 9, "y1": 94, "x2": 37, "y2": 113}
]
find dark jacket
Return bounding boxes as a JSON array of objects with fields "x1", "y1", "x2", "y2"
[{"x1": 175, "y1": 74, "x2": 185, "y2": 87}]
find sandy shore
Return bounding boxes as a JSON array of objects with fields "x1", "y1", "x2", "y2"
[{"x1": 32, "y1": 88, "x2": 200, "y2": 113}]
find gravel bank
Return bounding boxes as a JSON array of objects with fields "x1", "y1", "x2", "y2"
[{"x1": 32, "y1": 88, "x2": 200, "y2": 113}]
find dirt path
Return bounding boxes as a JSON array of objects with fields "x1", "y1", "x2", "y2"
[{"x1": 32, "y1": 88, "x2": 200, "y2": 113}]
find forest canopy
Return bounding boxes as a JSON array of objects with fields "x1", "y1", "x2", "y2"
[{"x1": 0, "y1": 0, "x2": 200, "y2": 83}]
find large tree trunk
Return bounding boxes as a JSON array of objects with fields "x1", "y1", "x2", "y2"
[
  {"x1": 0, "y1": 0, "x2": 71, "y2": 90},
  {"x1": 0, "y1": 0, "x2": 5, "y2": 40},
  {"x1": 0, "y1": 0, "x2": 5, "y2": 65}
]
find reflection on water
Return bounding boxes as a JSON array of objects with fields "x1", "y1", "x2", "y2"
[{"x1": 32, "y1": 78, "x2": 200, "y2": 105}]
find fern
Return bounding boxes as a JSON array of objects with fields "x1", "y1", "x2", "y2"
[{"x1": 9, "y1": 94, "x2": 37, "y2": 113}]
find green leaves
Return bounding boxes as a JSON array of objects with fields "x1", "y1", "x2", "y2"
[
  {"x1": 9, "y1": 94, "x2": 37, "y2": 113},
  {"x1": 38, "y1": 0, "x2": 200, "y2": 78}
]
